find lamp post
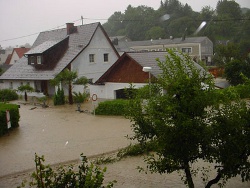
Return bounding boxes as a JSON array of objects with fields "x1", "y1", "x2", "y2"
[{"x1": 143, "y1": 66, "x2": 152, "y2": 96}]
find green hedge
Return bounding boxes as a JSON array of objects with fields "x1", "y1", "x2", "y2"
[
  {"x1": 0, "y1": 103, "x2": 20, "y2": 136},
  {"x1": 95, "y1": 100, "x2": 129, "y2": 116},
  {"x1": 0, "y1": 89, "x2": 18, "y2": 101}
]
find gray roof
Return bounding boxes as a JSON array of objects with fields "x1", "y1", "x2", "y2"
[
  {"x1": 115, "y1": 37, "x2": 210, "y2": 52},
  {"x1": 25, "y1": 39, "x2": 66, "y2": 54},
  {"x1": 96, "y1": 51, "x2": 207, "y2": 84},
  {"x1": 0, "y1": 22, "x2": 100, "y2": 80},
  {"x1": 126, "y1": 51, "x2": 206, "y2": 78}
]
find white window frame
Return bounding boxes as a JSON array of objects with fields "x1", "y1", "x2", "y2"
[{"x1": 37, "y1": 56, "x2": 42, "y2": 64}]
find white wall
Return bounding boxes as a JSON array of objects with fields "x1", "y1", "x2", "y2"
[
  {"x1": 72, "y1": 27, "x2": 119, "y2": 83},
  {"x1": 2, "y1": 80, "x2": 35, "y2": 90},
  {"x1": 9, "y1": 51, "x2": 19, "y2": 65},
  {"x1": 89, "y1": 82, "x2": 146, "y2": 99}
]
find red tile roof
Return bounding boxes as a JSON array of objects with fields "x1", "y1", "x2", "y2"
[
  {"x1": 14, "y1": 47, "x2": 30, "y2": 58},
  {"x1": 4, "y1": 54, "x2": 12, "y2": 65}
]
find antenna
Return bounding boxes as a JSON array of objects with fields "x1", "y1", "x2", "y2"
[{"x1": 81, "y1": 16, "x2": 83, "y2": 25}]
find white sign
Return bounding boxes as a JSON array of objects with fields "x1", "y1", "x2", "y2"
[{"x1": 6, "y1": 110, "x2": 11, "y2": 129}]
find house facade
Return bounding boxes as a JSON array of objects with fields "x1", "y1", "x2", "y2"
[
  {"x1": 0, "y1": 22, "x2": 119, "y2": 96},
  {"x1": 112, "y1": 36, "x2": 213, "y2": 65}
]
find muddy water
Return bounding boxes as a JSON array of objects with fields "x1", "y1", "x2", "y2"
[
  {"x1": 1, "y1": 101, "x2": 250, "y2": 187},
  {"x1": 0, "y1": 101, "x2": 133, "y2": 177}
]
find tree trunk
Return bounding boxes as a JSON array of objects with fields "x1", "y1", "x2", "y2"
[
  {"x1": 205, "y1": 171, "x2": 222, "y2": 188},
  {"x1": 184, "y1": 162, "x2": 194, "y2": 188},
  {"x1": 68, "y1": 83, "x2": 73, "y2": 105},
  {"x1": 24, "y1": 91, "x2": 28, "y2": 102}
]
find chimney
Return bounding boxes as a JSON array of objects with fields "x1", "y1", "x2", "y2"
[
  {"x1": 112, "y1": 38, "x2": 118, "y2": 45},
  {"x1": 66, "y1": 23, "x2": 76, "y2": 35}
]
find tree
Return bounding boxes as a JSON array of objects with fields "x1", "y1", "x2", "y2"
[
  {"x1": 145, "y1": 26, "x2": 166, "y2": 40},
  {"x1": 18, "y1": 84, "x2": 34, "y2": 102},
  {"x1": 225, "y1": 57, "x2": 250, "y2": 85},
  {"x1": 102, "y1": 11, "x2": 125, "y2": 36},
  {"x1": 126, "y1": 50, "x2": 250, "y2": 187},
  {"x1": 50, "y1": 69, "x2": 77, "y2": 105},
  {"x1": 213, "y1": 42, "x2": 241, "y2": 67},
  {"x1": 123, "y1": 5, "x2": 158, "y2": 40}
]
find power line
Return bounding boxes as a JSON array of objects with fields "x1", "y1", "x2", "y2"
[
  {"x1": 0, "y1": 17, "x2": 249, "y2": 44},
  {"x1": 0, "y1": 18, "x2": 82, "y2": 43}
]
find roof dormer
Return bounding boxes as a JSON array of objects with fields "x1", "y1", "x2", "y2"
[{"x1": 25, "y1": 37, "x2": 69, "y2": 69}]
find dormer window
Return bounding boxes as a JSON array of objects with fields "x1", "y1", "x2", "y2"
[
  {"x1": 37, "y1": 56, "x2": 42, "y2": 64},
  {"x1": 28, "y1": 55, "x2": 42, "y2": 65},
  {"x1": 30, "y1": 56, "x2": 35, "y2": 64}
]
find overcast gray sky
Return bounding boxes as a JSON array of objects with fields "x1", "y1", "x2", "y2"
[{"x1": 0, "y1": 0, "x2": 249, "y2": 48}]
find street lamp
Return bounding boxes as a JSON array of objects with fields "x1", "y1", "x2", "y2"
[{"x1": 143, "y1": 67, "x2": 152, "y2": 96}]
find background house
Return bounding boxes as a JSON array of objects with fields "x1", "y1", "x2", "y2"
[
  {"x1": 0, "y1": 22, "x2": 120, "y2": 96},
  {"x1": 0, "y1": 48, "x2": 12, "y2": 65},
  {"x1": 5, "y1": 47, "x2": 30, "y2": 65},
  {"x1": 112, "y1": 36, "x2": 213, "y2": 65}
]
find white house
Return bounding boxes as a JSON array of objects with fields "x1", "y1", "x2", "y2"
[{"x1": 0, "y1": 22, "x2": 120, "y2": 96}]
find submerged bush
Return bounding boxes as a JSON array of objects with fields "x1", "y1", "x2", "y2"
[
  {"x1": 95, "y1": 100, "x2": 129, "y2": 116},
  {"x1": 0, "y1": 89, "x2": 18, "y2": 101},
  {"x1": 0, "y1": 103, "x2": 20, "y2": 136},
  {"x1": 18, "y1": 153, "x2": 116, "y2": 188}
]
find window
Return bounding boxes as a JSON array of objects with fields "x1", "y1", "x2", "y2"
[
  {"x1": 89, "y1": 54, "x2": 95, "y2": 63},
  {"x1": 37, "y1": 56, "x2": 42, "y2": 64},
  {"x1": 104, "y1": 53, "x2": 109, "y2": 62},
  {"x1": 20, "y1": 82, "x2": 23, "y2": 86},
  {"x1": 181, "y1": 47, "x2": 192, "y2": 54},
  {"x1": 10, "y1": 82, "x2": 13, "y2": 89},
  {"x1": 30, "y1": 56, "x2": 35, "y2": 64}
]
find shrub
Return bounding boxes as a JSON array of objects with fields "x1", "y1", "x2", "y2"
[
  {"x1": 53, "y1": 87, "x2": 65, "y2": 105},
  {"x1": 73, "y1": 92, "x2": 89, "y2": 103},
  {"x1": 95, "y1": 100, "x2": 129, "y2": 116},
  {"x1": 0, "y1": 103, "x2": 20, "y2": 136},
  {"x1": 18, "y1": 153, "x2": 116, "y2": 188},
  {"x1": 0, "y1": 89, "x2": 18, "y2": 101}
]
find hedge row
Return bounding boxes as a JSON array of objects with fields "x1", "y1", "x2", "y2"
[
  {"x1": 0, "y1": 103, "x2": 20, "y2": 136},
  {"x1": 95, "y1": 99, "x2": 129, "y2": 116},
  {"x1": 0, "y1": 89, "x2": 18, "y2": 101}
]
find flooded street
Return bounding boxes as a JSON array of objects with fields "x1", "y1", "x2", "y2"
[
  {"x1": 0, "y1": 101, "x2": 133, "y2": 177},
  {"x1": 0, "y1": 101, "x2": 249, "y2": 187}
]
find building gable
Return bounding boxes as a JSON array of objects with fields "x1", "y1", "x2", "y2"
[{"x1": 96, "y1": 53, "x2": 151, "y2": 84}]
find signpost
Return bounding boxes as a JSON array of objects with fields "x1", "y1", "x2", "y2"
[{"x1": 92, "y1": 94, "x2": 98, "y2": 116}]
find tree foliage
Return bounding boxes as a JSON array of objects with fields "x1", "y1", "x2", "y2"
[
  {"x1": 225, "y1": 57, "x2": 250, "y2": 85},
  {"x1": 18, "y1": 84, "x2": 34, "y2": 102},
  {"x1": 126, "y1": 50, "x2": 250, "y2": 187},
  {"x1": 102, "y1": 0, "x2": 250, "y2": 52},
  {"x1": 50, "y1": 69, "x2": 77, "y2": 105}
]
